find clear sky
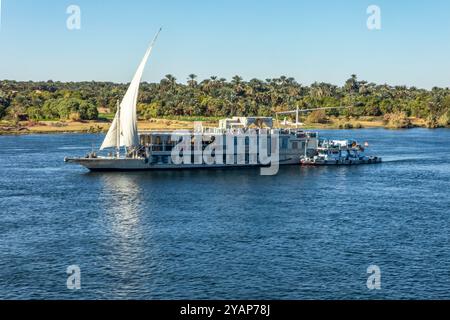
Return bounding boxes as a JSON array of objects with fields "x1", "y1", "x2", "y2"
[{"x1": 0, "y1": 0, "x2": 449, "y2": 89}]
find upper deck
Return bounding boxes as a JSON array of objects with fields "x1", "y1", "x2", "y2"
[{"x1": 137, "y1": 117, "x2": 319, "y2": 156}]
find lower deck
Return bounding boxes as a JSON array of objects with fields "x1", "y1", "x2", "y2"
[{"x1": 65, "y1": 156, "x2": 299, "y2": 171}]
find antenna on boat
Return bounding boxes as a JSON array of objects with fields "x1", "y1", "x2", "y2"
[{"x1": 276, "y1": 105, "x2": 353, "y2": 127}]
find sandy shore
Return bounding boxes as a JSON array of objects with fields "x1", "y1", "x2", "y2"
[
  {"x1": 0, "y1": 117, "x2": 431, "y2": 135},
  {"x1": 0, "y1": 119, "x2": 213, "y2": 135}
]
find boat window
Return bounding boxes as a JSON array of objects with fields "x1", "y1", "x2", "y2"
[{"x1": 282, "y1": 137, "x2": 288, "y2": 149}]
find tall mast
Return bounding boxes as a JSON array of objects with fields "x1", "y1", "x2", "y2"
[{"x1": 116, "y1": 100, "x2": 121, "y2": 158}]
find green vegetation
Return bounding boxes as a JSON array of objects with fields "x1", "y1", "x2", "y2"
[
  {"x1": 41, "y1": 98, "x2": 98, "y2": 121},
  {"x1": 383, "y1": 112, "x2": 412, "y2": 129},
  {"x1": 0, "y1": 75, "x2": 449, "y2": 128},
  {"x1": 438, "y1": 111, "x2": 450, "y2": 127},
  {"x1": 307, "y1": 110, "x2": 328, "y2": 124}
]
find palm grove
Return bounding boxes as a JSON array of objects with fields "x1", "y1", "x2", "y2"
[{"x1": 0, "y1": 75, "x2": 449, "y2": 128}]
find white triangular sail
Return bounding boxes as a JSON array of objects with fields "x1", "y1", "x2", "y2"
[
  {"x1": 101, "y1": 29, "x2": 162, "y2": 150},
  {"x1": 100, "y1": 108, "x2": 120, "y2": 150}
]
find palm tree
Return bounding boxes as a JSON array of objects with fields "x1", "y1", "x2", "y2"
[
  {"x1": 200, "y1": 79, "x2": 213, "y2": 93},
  {"x1": 287, "y1": 77, "x2": 296, "y2": 85},
  {"x1": 165, "y1": 74, "x2": 177, "y2": 86},
  {"x1": 344, "y1": 74, "x2": 359, "y2": 94},
  {"x1": 218, "y1": 78, "x2": 227, "y2": 90},
  {"x1": 231, "y1": 75, "x2": 246, "y2": 97},
  {"x1": 187, "y1": 74, "x2": 198, "y2": 87},
  {"x1": 231, "y1": 75, "x2": 243, "y2": 86}
]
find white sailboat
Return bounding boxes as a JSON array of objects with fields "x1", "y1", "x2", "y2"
[
  {"x1": 101, "y1": 28, "x2": 161, "y2": 153},
  {"x1": 65, "y1": 29, "x2": 163, "y2": 170}
]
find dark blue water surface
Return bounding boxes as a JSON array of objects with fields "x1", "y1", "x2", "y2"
[{"x1": 0, "y1": 128, "x2": 449, "y2": 300}]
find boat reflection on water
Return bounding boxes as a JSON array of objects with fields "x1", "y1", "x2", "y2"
[
  {"x1": 100, "y1": 174, "x2": 144, "y2": 230},
  {"x1": 95, "y1": 173, "x2": 153, "y2": 297}
]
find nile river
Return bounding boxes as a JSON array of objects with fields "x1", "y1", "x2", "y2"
[{"x1": 0, "y1": 128, "x2": 449, "y2": 299}]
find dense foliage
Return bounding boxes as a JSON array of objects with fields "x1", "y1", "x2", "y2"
[{"x1": 1, "y1": 75, "x2": 449, "y2": 127}]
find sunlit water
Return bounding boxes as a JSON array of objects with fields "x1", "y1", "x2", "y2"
[{"x1": 0, "y1": 128, "x2": 449, "y2": 300}]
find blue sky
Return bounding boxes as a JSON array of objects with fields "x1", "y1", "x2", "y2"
[{"x1": 0, "y1": 0, "x2": 449, "y2": 88}]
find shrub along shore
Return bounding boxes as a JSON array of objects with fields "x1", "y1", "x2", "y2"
[
  {"x1": 1, "y1": 75, "x2": 449, "y2": 135},
  {"x1": 0, "y1": 116, "x2": 435, "y2": 135}
]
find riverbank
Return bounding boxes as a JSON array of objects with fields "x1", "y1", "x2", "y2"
[
  {"x1": 0, "y1": 119, "x2": 216, "y2": 135},
  {"x1": 0, "y1": 116, "x2": 442, "y2": 135}
]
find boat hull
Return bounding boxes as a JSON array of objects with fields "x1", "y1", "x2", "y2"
[
  {"x1": 64, "y1": 157, "x2": 295, "y2": 171},
  {"x1": 301, "y1": 157, "x2": 382, "y2": 166},
  {"x1": 65, "y1": 157, "x2": 152, "y2": 171}
]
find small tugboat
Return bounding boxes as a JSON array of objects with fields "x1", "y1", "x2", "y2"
[{"x1": 301, "y1": 139, "x2": 382, "y2": 166}]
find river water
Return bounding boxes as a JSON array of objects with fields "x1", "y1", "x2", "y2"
[{"x1": 0, "y1": 128, "x2": 449, "y2": 299}]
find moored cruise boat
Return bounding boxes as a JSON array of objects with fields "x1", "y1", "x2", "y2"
[{"x1": 65, "y1": 116, "x2": 320, "y2": 171}]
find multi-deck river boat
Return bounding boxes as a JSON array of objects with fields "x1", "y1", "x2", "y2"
[
  {"x1": 65, "y1": 115, "x2": 320, "y2": 171},
  {"x1": 64, "y1": 29, "x2": 381, "y2": 171}
]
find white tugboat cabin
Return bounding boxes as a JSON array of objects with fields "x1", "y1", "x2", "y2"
[{"x1": 301, "y1": 139, "x2": 382, "y2": 166}]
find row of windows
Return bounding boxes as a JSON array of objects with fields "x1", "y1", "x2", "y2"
[
  {"x1": 141, "y1": 135, "x2": 302, "y2": 146},
  {"x1": 147, "y1": 141, "x2": 306, "y2": 153},
  {"x1": 149, "y1": 154, "x2": 262, "y2": 165}
]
